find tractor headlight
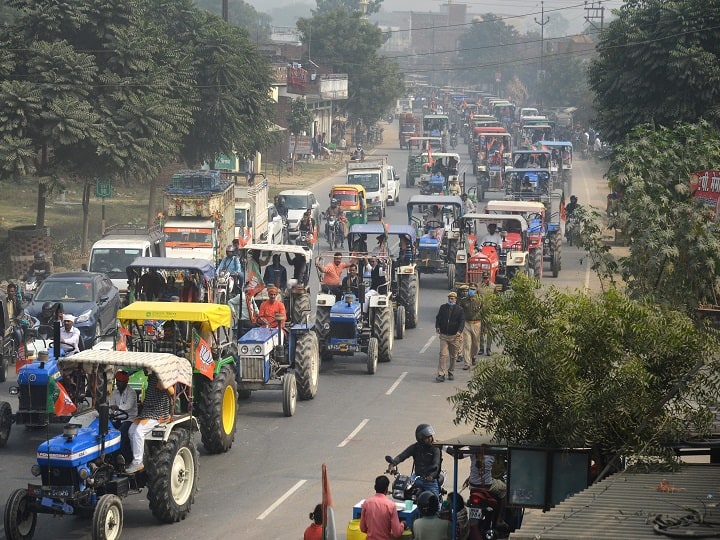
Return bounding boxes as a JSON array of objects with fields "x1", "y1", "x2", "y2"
[
  {"x1": 481, "y1": 263, "x2": 490, "y2": 270},
  {"x1": 253, "y1": 345, "x2": 262, "y2": 354},
  {"x1": 241, "y1": 345, "x2": 249, "y2": 354},
  {"x1": 78, "y1": 467, "x2": 89, "y2": 480},
  {"x1": 31, "y1": 465, "x2": 41, "y2": 477}
]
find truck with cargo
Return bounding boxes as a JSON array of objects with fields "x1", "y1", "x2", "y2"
[
  {"x1": 162, "y1": 169, "x2": 235, "y2": 264},
  {"x1": 398, "y1": 112, "x2": 420, "y2": 149},
  {"x1": 347, "y1": 156, "x2": 389, "y2": 220},
  {"x1": 223, "y1": 172, "x2": 284, "y2": 246},
  {"x1": 86, "y1": 224, "x2": 166, "y2": 300}
]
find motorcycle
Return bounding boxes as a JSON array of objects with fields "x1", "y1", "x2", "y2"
[
  {"x1": 350, "y1": 150, "x2": 365, "y2": 162},
  {"x1": 215, "y1": 270, "x2": 234, "y2": 304},
  {"x1": 325, "y1": 215, "x2": 343, "y2": 250},
  {"x1": 450, "y1": 132, "x2": 458, "y2": 149},
  {"x1": 565, "y1": 214, "x2": 579, "y2": 246},
  {"x1": 22, "y1": 269, "x2": 48, "y2": 295},
  {"x1": 466, "y1": 487, "x2": 499, "y2": 540},
  {"x1": 296, "y1": 230, "x2": 313, "y2": 249},
  {"x1": 384, "y1": 455, "x2": 446, "y2": 503}
]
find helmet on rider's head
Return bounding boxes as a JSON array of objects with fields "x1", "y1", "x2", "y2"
[
  {"x1": 41, "y1": 301, "x2": 55, "y2": 318},
  {"x1": 417, "y1": 491, "x2": 439, "y2": 517},
  {"x1": 357, "y1": 144, "x2": 362, "y2": 150},
  {"x1": 570, "y1": 195, "x2": 578, "y2": 202},
  {"x1": 226, "y1": 245, "x2": 234, "y2": 255},
  {"x1": 277, "y1": 196, "x2": 285, "y2": 206},
  {"x1": 330, "y1": 198, "x2": 338, "y2": 207},
  {"x1": 415, "y1": 423, "x2": 435, "y2": 443},
  {"x1": 34, "y1": 251, "x2": 45, "y2": 261}
]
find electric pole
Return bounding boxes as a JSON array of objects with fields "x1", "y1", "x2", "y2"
[
  {"x1": 584, "y1": 1, "x2": 605, "y2": 33},
  {"x1": 535, "y1": 1, "x2": 550, "y2": 107},
  {"x1": 222, "y1": 0, "x2": 228, "y2": 22}
]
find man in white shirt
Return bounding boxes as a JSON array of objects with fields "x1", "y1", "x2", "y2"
[
  {"x1": 480, "y1": 223, "x2": 503, "y2": 246},
  {"x1": 110, "y1": 370, "x2": 138, "y2": 461},
  {"x1": 59, "y1": 314, "x2": 81, "y2": 356}
]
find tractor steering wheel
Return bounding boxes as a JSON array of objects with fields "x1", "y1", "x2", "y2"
[{"x1": 110, "y1": 408, "x2": 129, "y2": 423}]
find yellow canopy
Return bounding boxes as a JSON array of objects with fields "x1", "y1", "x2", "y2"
[{"x1": 118, "y1": 301, "x2": 232, "y2": 330}]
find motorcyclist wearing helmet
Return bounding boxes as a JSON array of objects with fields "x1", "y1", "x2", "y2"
[
  {"x1": 387, "y1": 424, "x2": 443, "y2": 499},
  {"x1": 412, "y1": 491, "x2": 446, "y2": 538},
  {"x1": 39, "y1": 301, "x2": 64, "y2": 327},
  {"x1": 298, "y1": 209, "x2": 317, "y2": 240},
  {"x1": 351, "y1": 145, "x2": 365, "y2": 162},
  {"x1": 217, "y1": 245, "x2": 243, "y2": 294},
  {"x1": 565, "y1": 195, "x2": 578, "y2": 217},
  {"x1": 27, "y1": 251, "x2": 51, "y2": 280},
  {"x1": 324, "y1": 198, "x2": 343, "y2": 246}
]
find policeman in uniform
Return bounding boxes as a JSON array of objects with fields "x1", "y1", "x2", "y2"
[{"x1": 459, "y1": 283, "x2": 483, "y2": 369}]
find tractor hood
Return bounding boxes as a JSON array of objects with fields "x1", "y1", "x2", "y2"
[
  {"x1": 17, "y1": 357, "x2": 62, "y2": 385},
  {"x1": 37, "y1": 416, "x2": 121, "y2": 467}
]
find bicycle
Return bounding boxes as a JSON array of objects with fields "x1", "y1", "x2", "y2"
[{"x1": 279, "y1": 158, "x2": 303, "y2": 176}]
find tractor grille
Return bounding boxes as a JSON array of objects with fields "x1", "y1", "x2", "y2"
[
  {"x1": 41, "y1": 466, "x2": 76, "y2": 487},
  {"x1": 330, "y1": 321, "x2": 356, "y2": 340},
  {"x1": 241, "y1": 356, "x2": 265, "y2": 382},
  {"x1": 467, "y1": 270, "x2": 491, "y2": 284},
  {"x1": 19, "y1": 385, "x2": 47, "y2": 411}
]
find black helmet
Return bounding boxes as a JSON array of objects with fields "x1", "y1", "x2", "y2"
[
  {"x1": 277, "y1": 196, "x2": 285, "y2": 206},
  {"x1": 34, "y1": 251, "x2": 45, "y2": 261},
  {"x1": 415, "y1": 423, "x2": 435, "y2": 443},
  {"x1": 570, "y1": 195, "x2": 577, "y2": 202},
  {"x1": 331, "y1": 198, "x2": 338, "y2": 206},
  {"x1": 417, "y1": 491, "x2": 439, "y2": 516},
  {"x1": 41, "y1": 301, "x2": 55, "y2": 317}
]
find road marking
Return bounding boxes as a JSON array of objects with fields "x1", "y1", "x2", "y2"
[
  {"x1": 420, "y1": 335, "x2": 436, "y2": 354},
  {"x1": 386, "y1": 372, "x2": 407, "y2": 395},
  {"x1": 257, "y1": 479, "x2": 307, "y2": 520},
  {"x1": 338, "y1": 418, "x2": 369, "y2": 448}
]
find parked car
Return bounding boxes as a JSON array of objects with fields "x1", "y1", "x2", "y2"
[
  {"x1": 25, "y1": 272, "x2": 120, "y2": 348},
  {"x1": 279, "y1": 189, "x2": 320, "y2": 240},
  {"x1": 387, "y1": 164, "x2": 400, "y2": 206}
]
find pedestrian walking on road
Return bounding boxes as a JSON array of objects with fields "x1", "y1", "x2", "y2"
[
  {"x1": 459, "y1": 283, "x2": 483, "y2": 369},
  {"x1": 435, "y1": 291, "x2": 464, "y2": 382}
]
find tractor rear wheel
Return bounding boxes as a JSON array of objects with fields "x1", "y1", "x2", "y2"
[
  {"x1": 197, "y1": 364, "x2": 237, "y2": 454},
  {"x1": 395, "y1": 306, "x2": 406, "y2": 340},
  {"x1": 92, "y1": 494, "x2": 123, "y2": 540},
  {"x1": 4, "y1": 488, "x2": 36, "y2": 540},
  {"x1": 367, "y1": 337, "x2": 379, "y2": 374},
  {"x1": 0, "y1": 401, "x2": 11, "y2": 448},
  {"x1": 373, "y1": 306, "x2": 393, "y2": 363},
  {"x1": 447, "y1": 263, "x2": 456, "y2": 290},
  {"x1": 295, "y1": 331, "x2": 319, "y2": 400},
  {"x1": 282, "y1": 371, "x2": 297, "y2": 417},
  {"x1": 290, "y1": 291, "x2": 311, "y2": 324},
  {"x1": 398, "y1": 274, "x2": 419, "y2": 329},
  {"x1": 147, "y1": 428, "x2": 198, "y2": 523}
]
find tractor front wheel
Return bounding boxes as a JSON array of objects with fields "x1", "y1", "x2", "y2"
[
  {"x1": 147, "y1": 428, "x2": 198, "y2": 523},
  {"x1": 197, "y1": 364, "x2": 237, "y2": 454},
  {"x1": 373, "y1": 307, "x2": 393, "y2": 363},
  {"x1": 295, "y1": 332, "x2": 319, "y2": 400},
  {"x1": 4, "y1": 488, "x2": 37, "y2": 540},
  {"x1": 367, "y1": 337, "x2": 379, "y2": 374},
  {"x1": 282, "y1": 371, "x2": 297, "y2": 417},
  {"x1": 395, "y1": 306, "x2": 406, "y2": 340},
  {"x1": 290, "y1": 291, "x2": 311, "y2": 324},
  {"x1": 92, "y1": 494, "x2": 123, "y2": 540}
]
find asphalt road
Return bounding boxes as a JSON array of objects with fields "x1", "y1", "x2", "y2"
[{"x1": 0, "y1": 123, "x2": 613, "y2": 540}]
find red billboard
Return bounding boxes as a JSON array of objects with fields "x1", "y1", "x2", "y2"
[{"x1": 690, "y1": 170, "x2": 720, "y2": 217}]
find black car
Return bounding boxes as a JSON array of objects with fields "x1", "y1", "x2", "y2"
[{"x1": 25, "y1": 272, "x2": 120, "y2": 348}]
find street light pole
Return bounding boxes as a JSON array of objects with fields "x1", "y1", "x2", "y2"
[
  {"x1": 534, "y1": 1, "x2": 550, "y2": 107},
  {"x1": 222, "y1": 0, "x2": 228, "y2": 22}
]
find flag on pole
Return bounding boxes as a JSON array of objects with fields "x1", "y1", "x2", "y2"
[
  {"x1": 115, "y1": 327, "x2": 131, "y2": 351},
  {"x1": 426, "y1": 139, "x2": 434, "y2": 167},
  {"x1": 193, "y1": 329, "x2": 215, "y2": 380},
  {"x1": 47, "y1": 377, "x2": 77, "y2": 416},
  {"x1": 245, "y1": 256, "x2": 265, "y2": 297},
  {"x1": 322, "y1": 464, "x2": 337, "y2": 540}
]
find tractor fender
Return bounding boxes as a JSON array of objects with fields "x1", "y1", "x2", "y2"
[
  {"x1": 315, "y1": 292, "x2": 336, "y2": 308},
  {"x1": 145, "y1": 415, "x2": 200, "y2": 444}
]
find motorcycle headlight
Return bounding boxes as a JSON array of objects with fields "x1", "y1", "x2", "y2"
[{"x1": 75, "y1": 309, "x2": 92, "y2": 324}]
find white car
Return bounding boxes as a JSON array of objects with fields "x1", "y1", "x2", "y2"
[{"x1": 386, "y1": 165, "x2": 400, "y2": 206}]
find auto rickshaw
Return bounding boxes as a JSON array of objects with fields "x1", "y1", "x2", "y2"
[{"x1": 329, "y1": 184, "x2": 367, "y2": 227}]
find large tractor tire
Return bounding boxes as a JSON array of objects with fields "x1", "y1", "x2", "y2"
[
  {"x1": 0, "y1": 401, "x2": 11, "y2": 448},
  {"x1": 147, "y1": 428, "x2": 198, "y2": 524},
  {"x1": 282, "y1": 371, "x2": 297, "y2": 417},
  {"x1": 4, "y1": 488, "x2": 37, "y2": 540},
  {"x1": 290, "y1": 291, "x2": 311, "y2": 324},
  {"x1": 92, "y1": 494, "x2": 123, "y2": 540},
  {"x1": 399, "y1": 274, "x2": 419, "y2": 329},
  {"x1": 373, "y1": 306, "x2": 393, "y2": 363},
  {"x1": 551, "y1": 233, "x2": 562, "y2": 277},
  {"x1": 197, "y1": 364, "x2": 237, "y2": 454},
  {"x1": 366, "y1": 337, "x2": 379, "y2": 374},
  {"x1": 314, "y1": 307, "x2": 333, "y2": 362},
  {"x1": 447, "y1": 263, "x2": 456, "y2": 290},
  {"x1": 0, "y1": 350, "x2": 7, "y2": 383},
  {"x1": 295, "y1": 331, "x2": 319, "y2": 400},
  {"x1": 529, "y1": 247, "x2": 543, "y2": 278}
]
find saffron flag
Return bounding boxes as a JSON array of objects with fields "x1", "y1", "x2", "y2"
[
  {"x1": 245, "y1": 256, "x2": 265, "y2": 297},
  {"x1": 115, "y1": 327, "x2": 131, "y2": 351},
  {"x1": 322, "y1": 464, "x2": 337, "y2": 540},
  {"x1": 560, "y1": 193, "x2": 567, "y2": 221},
  {"x1": 193, "y1": 329, "x2": 215, "y2": 380},
  {"x1": 47, "y1": 377, "x2": 77, "y2": 416}
]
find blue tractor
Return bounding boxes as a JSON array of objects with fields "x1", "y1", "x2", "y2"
[
  {"x1": 314, "y1": 252, "x2": 395, "y2": 374},
  {"x1": 3, "y1": 350, "x2": 199, "y2": 540}
]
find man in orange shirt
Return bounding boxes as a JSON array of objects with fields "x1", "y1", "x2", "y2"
[
  {"x1": 258, "y1": 286, "x2": 286, "y2": 328},
  {"x1": 320, "y1": 252, "x2": 350, "y2": 300}
]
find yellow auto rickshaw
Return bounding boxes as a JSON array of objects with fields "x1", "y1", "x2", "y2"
[{"x1": 329, "y1": 184, "x2": 367, "y2": 227}]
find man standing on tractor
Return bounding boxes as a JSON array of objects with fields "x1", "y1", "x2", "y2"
[
  {"x1": 461, "y1": 193, "x2": 475, "y2": 214},
  {"x1": 258, "y1": 285, "x2": 286, "y2": 329},
  {"x1": 263, "y1": 254, "x2": 288, "y2": 290},
  {"x1": 320, "y1": 252, "x2": 350, "y2": 300}
]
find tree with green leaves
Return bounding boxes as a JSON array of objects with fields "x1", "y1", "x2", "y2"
[
  {"x1": 450, "y1": 277, "x2": 720, "y2": 471},
  {"x1": 604, "y1": 121, "x2": 720, "y2": 310},
  {"x1": 287, "y1": 98, "x2": 313, "y2": 169},
  {"x1": 296, "y1": 8, "x2": 403, "y2": 127},
  {"x1": 313, "y1": 0, "x2": 382, "y2": 16},
  {"x1": 192, "y1": 0, "x2": 272, "y2": 46},
  {"x1": 588, "y1": 0, "x2": 720, "y2": 146}
]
